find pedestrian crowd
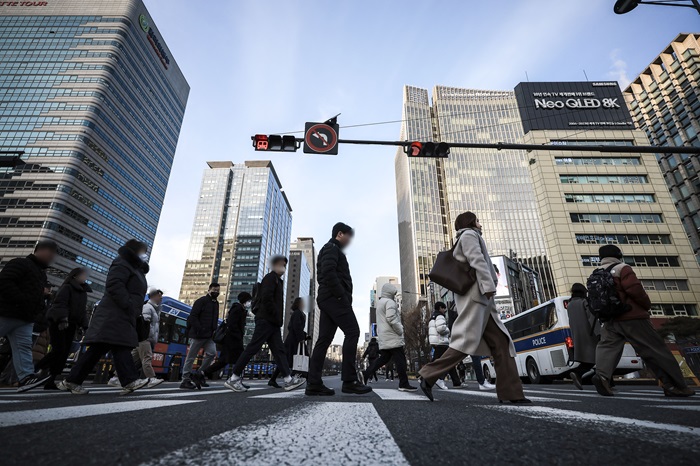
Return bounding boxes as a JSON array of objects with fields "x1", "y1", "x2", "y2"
[{"x1": 0, "y1": 216, "x2": 694, "y2": 400}]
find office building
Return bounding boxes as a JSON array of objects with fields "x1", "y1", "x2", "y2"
[
  {"x1": 283, "y1": 249, "x2": 310, "y2": 339},
  {"x1": 0, "y1": 0, "x2": 189, "y2": 298},
  {"x1": 290, "y1": 237, "x2": 320, "y2": 344},
  {"x1": 516, "y1": 81, "x2": 700, "y2": 319},
  {"x1": 395, "y1": 86, "x2": 555, "y2": 311},
  {"x1": 180, "y1": 161, "x2": 293, "y2": 332},
  {"x1": 623, "y1": 33, "x2": 700, "y2": 258},
  {"x1": 370, "y1": 276, "x2": 400, "y2": 335}
]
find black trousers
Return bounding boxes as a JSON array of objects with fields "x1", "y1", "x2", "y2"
[
  {"x1": 205, "y1": 342, "x2": 244, "y2": 378},
  {"x1": 271, "y1": 337, "x2": 305, "y2": 381},
  {"x1": 232, "y1": 319, "x2": 289, "y2": 378},
  {"x1": 365, "y1": 347, "x2": 409, "y2": 387},
  {"x1": 36, "y1": 322, "x2": 77, "y2": 377},
  {"x1": 367, "y1": 357, "x2": 379, "y2": 381},
  {"x1": 66, "y1": 342, "x2": 138, "y2": 387},
  {"x1": 432, "y1": 345, "x2": 463, "y2": 386},
  {"x1": 308, "y1": 297, "x2": 360, "y2": 385}
]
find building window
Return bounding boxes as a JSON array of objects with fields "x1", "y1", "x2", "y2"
[
  {"x1": 575, "y1": 233, "x2": 671, "y2": 245},
  {"x1": 565, "y1": 194, "x2": 655, "y2": 204},
  {"x1": 649, "y1": 304, "x2": 697, "y2": 317},
  {"x1": 580, "y1": 255, "x2": 680, "y2": 267},
  {"x1": 641, "y1": 279, "x2": 689, "y2": 291},
  {"x1": 570, "y1": 213, "x2": 663, "y2": 224},
  {"x1": 560, "y1": 175, "x2": 648, "y2": 184},
  {"x1": 555, "y1": 157, "x2": 640, "y2": 166}
]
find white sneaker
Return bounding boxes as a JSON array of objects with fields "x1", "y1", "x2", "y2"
[
  {"x1": 284, "y1": 376, "x2": 306, "y2": 391},
  {"x1": 225, "y1": 378, "x2": 248, "y2": 392},
  {"x1": 57, "y1": 380, "x2": 89, "y2": 395},
  {"x1": 120, "y1": 378, "x2": 149, "y2": 395},
  {"x1": 146, "y1": 377, "x2": 164, "y2": 388},
  {"x1": 107, "y1": 376, "x2": 121, "y2": 387},
  {"x1": 480, "y1": 381, "x2": 496, "y2": 391},
  {"x1": 436, "y1": 379, "x2": 448, "y2": 390}
]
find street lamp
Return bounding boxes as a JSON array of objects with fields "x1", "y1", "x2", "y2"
[{"x1": 613, "y1": 0, "x2": 700, "y2": 14}]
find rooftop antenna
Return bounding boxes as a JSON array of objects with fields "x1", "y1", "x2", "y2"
[
  {"x1": 525, "y1": 71, "x2": 530, "y2": 82},
  {"x1": 583, "y1": 69, "x2": 590, "y2": 81}
]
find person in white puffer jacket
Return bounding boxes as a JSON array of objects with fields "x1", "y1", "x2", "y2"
[
  {"x1": 428, "y1": 302, "x2": 466, "y2": 390},
  {"x1": 360, "y1": 284, "x2": 416, "y2": 392}
]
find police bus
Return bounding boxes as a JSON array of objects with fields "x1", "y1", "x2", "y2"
[{"x1": 481, "y1": 297, "x2": 642, "y2": 384}]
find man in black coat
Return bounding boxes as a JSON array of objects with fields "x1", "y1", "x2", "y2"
[
  {"x1": 306, "y1": 222, "x2": 371, "y2": 396},
  {"x1": 0, "y1": 240, "x2": 57, "y2": 392},
  {"x1": 181, "y1": 283, "x2": 220, "y2": 390},
  {"x1": 202, "y1": 292, "x2": 251, "y2": 381},
  {"x1": 224, "y1": 256, "x2": 305, "y2": 393}
]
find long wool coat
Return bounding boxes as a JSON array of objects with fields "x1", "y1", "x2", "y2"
[{"x1": 448, "y1": 228, "x2": 516, "y2": 357}]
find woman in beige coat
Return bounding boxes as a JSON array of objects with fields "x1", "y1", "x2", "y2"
[{"x1": 419, "y1": 211, "x2": 529, "y2": 403}]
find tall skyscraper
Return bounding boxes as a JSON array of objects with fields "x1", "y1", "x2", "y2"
[
  {"x1": 0, "y1": 0, "x2": 189, "y2": 298},
  {"x1": 395, "y1": 85, "x2": 555, "y2": 310},
  {"x1": 516, "y1": 81, "x2": 700, "y2": 319},
  {"x1": 179, "y1": 161, "x2": 293, "y2": 330},
  {"x1": 623, "y1": 33, "x2": 700, "y2": 258},
  {"x1": 290, "y1": 237, "x2": 319, "y2": 344},
  {"x1": 283, "y1": 249, "x2": 310, "y2": 339}
]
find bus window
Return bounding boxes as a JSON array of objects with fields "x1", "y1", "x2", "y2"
[{"x1": 505, "y1": 303, "x2": 557, "y2": 340}]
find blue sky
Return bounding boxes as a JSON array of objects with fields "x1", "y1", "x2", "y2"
[{"x1": 144, "y1": 0, "x2": 697, "y2": 336}]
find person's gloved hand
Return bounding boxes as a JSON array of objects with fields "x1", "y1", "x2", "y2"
[{"x1": 58, "y1": 320, "x2": 69, "y2": 331}]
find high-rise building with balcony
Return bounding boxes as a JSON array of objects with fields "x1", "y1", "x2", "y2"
[
  {"x1": 623, "y1": 33, "x2": 700, "y2": 258},
  {"x1": 0, "y1": 0, "x2": 189, "y2": 300},
  {"x1": 395, "y1": 86, "x2": 555, "y2": 311},
  {"x1": 179, "y1": 161, "x2": 293, "y2": 332}
]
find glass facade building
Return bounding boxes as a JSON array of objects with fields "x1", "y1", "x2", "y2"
[
  {"x1": 179, "y1": 161, "x2": 293, "y2": 334},
  {"x1": 0, "y1": 0, "x2": 189, "y2": 299},
  {"x1": 395, "y1": 86, "x2": 555, "y2": 310},
  {"x1": 623, "y1": 33, "x2": 700, "y2": 259},
  {"x1": 283, "y1": 249, "x2": 310, "y2": 339},
  {"x1": 289, "y1": 237, "x2": 318, "y2": 344}
]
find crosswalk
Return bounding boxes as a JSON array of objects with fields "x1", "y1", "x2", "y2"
[{"x1": 1, "y1": 380, "x2": 698, "y2": 464}]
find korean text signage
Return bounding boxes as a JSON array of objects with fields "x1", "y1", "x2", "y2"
[
  {"x1": 514, "y1": 82, "x2": 633, "y2": 133},
  {"x1": 138, "y1": 14, "x2": 170, "y2": 69},
  {"x1": 0, "y1": 2, "x2": 48, "y2": 5}
]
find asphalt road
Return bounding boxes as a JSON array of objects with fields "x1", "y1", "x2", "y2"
[{"x1": 0, "y1": 376, "x2": 698, "y2": 465}]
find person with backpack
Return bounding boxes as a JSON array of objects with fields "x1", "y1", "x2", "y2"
[
  {"x1": 566, "y1": 283, "x2": 599, "y2": 390},
  {"x1": 589, "y1": 245, "x2": 694, "y2": 398},
  {"x1": 360, "y1": 283, "x2": 417, "y2": 392},
  {"x1": 202, "y1": 292, "x2": 251, "y2": 381},
  {"x1": 180, "y1": 283, "x2": 220, "y2": 390},
  {"x1": 269, "y1": 297, "x2": 308, "y2": 387},
  {"x1": 361, "y1": 338, "x2": 380, "y2": 382},
  {"x1": 36, "y1": 267, "x2": 91, "y2": 389},
  {"x1": 427, "y1": 302, "x2": 467, "y2": 390},
  {"x1": 224, "y1": 256, "x2": 305, "y2": 393}
]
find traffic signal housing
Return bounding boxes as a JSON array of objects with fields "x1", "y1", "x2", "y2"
[
  {"x1": 252, "y1": 134, "x2": 299, "y2": 152},
  {"x1": 405, "y1": 141, "x2": 450, "y2": 158}
]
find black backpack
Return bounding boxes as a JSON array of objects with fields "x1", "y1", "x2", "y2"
[
  {"x1": 586, "y1": 264, "x2": 629, "y2": 321},
  {"x1": 250, "y1": 282, "x2": 262, "y2": 315}
]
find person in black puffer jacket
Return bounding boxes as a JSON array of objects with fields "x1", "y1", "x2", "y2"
[
  {"x1": 0, "y1": 240, "x2": 57, "y2": 392},
  {"x1": 181, "y1": 282, "x2": 220, "y2": 389},
  {"x1": 59, "y1": 240, "x2": 150, "y2": 395},
  {"x1": 36, "y1": 267, "x2": 92, "y2": 389}
]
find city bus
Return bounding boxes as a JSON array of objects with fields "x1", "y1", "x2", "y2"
[{"x1": 481, "y1": 297, "x2": 642, "y2": 384}]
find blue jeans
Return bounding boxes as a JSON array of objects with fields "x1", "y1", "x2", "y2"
[{"x1": 0, "y1": 317, "x2": 35, "y2": 380}]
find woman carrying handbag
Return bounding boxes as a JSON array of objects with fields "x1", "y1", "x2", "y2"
[{"x1": 419, "y1": 211, "x2": 529, "y2": 404}]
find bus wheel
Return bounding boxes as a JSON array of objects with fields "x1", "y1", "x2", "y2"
[
  {"x1": 526, "y1": 358, "x2": 542, "y2": 384},
  {"x1": 483, "y1": 365, "x2": 494, "y2": 384}
]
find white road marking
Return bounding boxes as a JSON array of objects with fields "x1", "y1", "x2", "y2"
[
  {"x1": 141, "y1": 387, "x2": 267, "y2": 398},
  {"x1": 523, "y1": 388, "x2": 699, "y2": 403},
  {"x1": 143, "y1": 402, "x2": 409, "y2": 466},
  {"x1": 446, "y1": 389, "x2": 575, "y2": 403},
  {"x1": 249, "y1": 390, "x2": 307, "y2": 399},
  {"x1": 485, "y1": 405, "x2": 700, "y2": 436},
  {"x1": 0, "y1": 400, "x2": 204, "y2": 428},
  {"x1": 645, "y1": 405, "x2": 700, "y2": 412},
  {"x1": 373, "y1": 389, "x2": 427, "y2": 401}
]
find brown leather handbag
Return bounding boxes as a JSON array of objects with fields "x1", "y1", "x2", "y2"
[{"x1": 429, "y1": 233, "x2": 477, "y2": 295}]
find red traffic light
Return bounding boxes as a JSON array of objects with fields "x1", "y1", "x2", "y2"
[
  {"x1": 408, "y1": 142, "x2": 422, "y2": 157},
  {"x1": 252, "y1": 134, "x2": 298, "y2": 152},
  {"x1": 405, "y1": 141, "x2": 450, "y2": 158},
  {"x1": 253, "y1": 134, "x2": 269, "y2": 151}
]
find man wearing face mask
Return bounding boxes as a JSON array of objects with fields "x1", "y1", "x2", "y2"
[
  {"x1": 225, "y1": 256, "x2": 305, "y2": 392},
  {"x1": 201, "y1": 292, "x2": 251, "y2": 382},
  {"x1": 180, "y1": 283, "x2": 220, "y2": 390}
]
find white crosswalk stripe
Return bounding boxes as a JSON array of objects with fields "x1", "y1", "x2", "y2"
[
  {"x1": 523, "y1": 387, "x2": 699, "y2": 403},
  {"x1": 645, "y1": 405, "x2": 700, "y2": 411},
  {"x1": 142, "y1": 402, "x2": 409, "y2": 466},
  {"x1": 373, "y1": 389, "x2": 426, "y2": 401},
  {"x1": 446, "y1": 389, "x2": 576, "y2": 403},
  {"x1": 0, "y1": 400, "x2": 204, "y2": 428}
]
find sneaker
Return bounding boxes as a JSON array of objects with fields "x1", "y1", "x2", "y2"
[
  {"x1": 196, "y1": 372, "x2": 209, "y2": 388},
  {"x1": 452, "y1": 383, "x2": 469, "y2": 390},
  {"x1": 57, "y1": 380, "x2": 89, "y2": 395},
  {"x1": 570, "y1": 372, "x2": 583, "y2": 390},
  {"x1": 268, "y1": 378, "x2": 281, "y2": 388},
  {"x1": 241, "y1": 381, "x2": 251, "y2": 390},
  {"x1": 17, "y1": 373, "x2": 51, "y2": 393},
  {"x1": 419, "y1": 378, "x2": 434, "y2": 402},
  {"x1": 435, "y1": 379, "x2": 448, "y2": 390},
  {"x1": 284, "y1": 376, "x2": 306, "y2": 391},
  {"x1": 592, "y1": 374, "x2": 614, "y2": 397},
  {"x1": 120, "y1": 378, "x2": 149, "y2": 395},
  {"x1": 224, "y1": 378, "x2": 248, "y2": 393},
  {"x1": 179, "y1": 378, "x2": 197, "y2": 390},
  {"x1": 342, "y1": 380, "x2": 372, "y2": 394},
  {"x1": 663, "y1": 386, "x2": 696, "y2": 397},
  {"x1": 480, "y1": 380, "x2": 496, "y2": 391},
  {"x1": 305, "y1": 383, "x2": 335, "y2": 396},
  {"x1": 107, "y1": 376, "x2": 121, "y2": 387},
  {"x1": 146, "y1": 377, "x2": 164, "y2": 388},
  {"x1": 398, "y1": 384, "x2": 418, "y2": 392}
]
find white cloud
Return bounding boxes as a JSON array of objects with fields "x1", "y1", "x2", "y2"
[{"x1": 608, "y1": 49, "x2": 631, "y2": 88}]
